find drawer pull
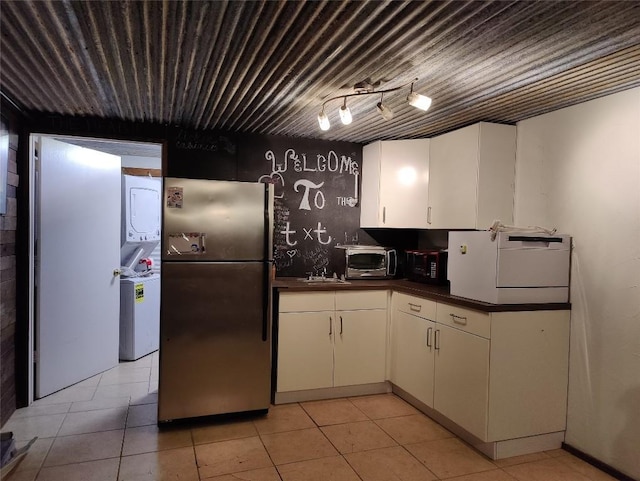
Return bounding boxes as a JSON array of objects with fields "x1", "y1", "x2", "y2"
[
  {"x1": 450, "y1": 313, "x2": 468, "y2": 325},
  {"x1": 340, "y1": 316, "x2": 343, "y2": 335},
  {"x1": 408, "y1": 303, "x2": 422, "y2": 312},
  {"x1": 426, "y1": 327, "x2": 432, "y2": 347},
  {"x1": 434, "y1": 329, "x2": 440, "y2": 350},
  {"x1": 329, "y1": 316, "x2": 332, "y2": 336}
]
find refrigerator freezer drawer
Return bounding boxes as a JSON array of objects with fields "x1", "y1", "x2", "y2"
[{"x1": 158, "y1": 261, "x2": 271, "y2": 422}]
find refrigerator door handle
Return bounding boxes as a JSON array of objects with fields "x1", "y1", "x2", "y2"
[
  {"x1": 262, "y1": 263, "x2": 270, "y2": 342},
  {"x1": 264, "y1": 183, "x2": 274, "y2": 261},
  {"x1": 261, "y1": 183, "x2": 274, "y2": 342}
]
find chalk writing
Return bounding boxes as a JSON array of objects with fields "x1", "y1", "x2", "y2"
[
  {"x1": 337, "y1": 196, "x2": 358, "y2": 207},
  {"x1": 302, "y1": 227, "x2": 313, "y2": 240},
  {"x1": 258, "y1": 171, "x2": 285, "y2": 198},
  {"x1": 302, "y1": 245, "x2": 330, "y2": 273},
  {"x1": 280, "y1": 222, "x2": 297, "y2": 246},
  {"x1": 280, "y1": 221, "x2": 332, "y2": 245},
  {"x1": 174, "y1": 129, "x2": 235, "y2": 153},
  {"x1": 314, "y1": 222, "x2": 332, "y2": 245},
  {"x1": 264, "y1": 149, "x2": 359, "y2": 176},
  {"x1": 294, "y1": 179, "x2": 325, "y2": 210},
  {"x1": 238, "y1": 139, "x2": 363, "y2": 276}
]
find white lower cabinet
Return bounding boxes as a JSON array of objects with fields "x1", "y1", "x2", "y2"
[
  {"x1": 278, "y1": 311, "x2": 334, "y2": 392},
  {"x1": 433, "y1": 323, "x2": 490, "y2": 440},
  {"x1": 334, "y1": 309, "x2": 387, "y2": 386},
  {"x1": 277, "y1": 287, "x2": 570, "y2": 457},
  {"x1": 390, "y1": 293, "x2": 436, "y2": 407},
  {"x1": 390, "y1": 293, "x2": 570, "y2": 445},
  {"x1": 277, "y1": 290, "x2": 388, "y2": 393}
]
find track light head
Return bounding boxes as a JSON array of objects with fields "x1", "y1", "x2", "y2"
[
  {"x1": 376, "y1": 101, "x2": 394, "y2": 120},
  {"x1": 408, "y1": 91, "x2": 432, "y2": 111},
  {"x1": 407, "y1": 82, "x2": 431, "y2": 111},
  {"x1": 339, "y1": 99, "x2": 352, "y2": 125},
  {"x1": 317, "y1": 110, "x2": 330, "y2": 131}
]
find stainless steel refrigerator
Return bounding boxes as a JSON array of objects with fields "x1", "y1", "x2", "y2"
[{"x1": 158, "y1": 177, "x2": 273, "y2": 423}]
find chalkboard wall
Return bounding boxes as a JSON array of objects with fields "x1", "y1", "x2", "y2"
[{"x1": 236, "y1": 134, "x2": 374, "y2": 277}]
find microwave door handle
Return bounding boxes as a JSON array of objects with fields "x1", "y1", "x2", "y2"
[{"x1": 387, "y1": 249, "x2": 397, "y2": 276}]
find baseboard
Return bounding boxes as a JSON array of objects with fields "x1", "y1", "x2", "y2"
[
  {"x1": 391, "y1": 384, "x2": 564, "y2": 460},
  {"x1": 274, "y1": 382, "x2": 391, "y2": 404},
  {"x1": 562, "y1": 443, "x2": 635, "y2": 481}
]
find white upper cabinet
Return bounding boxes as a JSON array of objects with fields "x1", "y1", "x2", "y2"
[
  {"x1": 428, "y1": 122, "x2": 516, "y2": 229},
  {"x1": 360, "y1": 139, "x2": 430, "y2": 228}
]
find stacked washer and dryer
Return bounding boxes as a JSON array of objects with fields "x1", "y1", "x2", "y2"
[{"x1": 119, "y1": 175, "x2": 161, "y2": 361}]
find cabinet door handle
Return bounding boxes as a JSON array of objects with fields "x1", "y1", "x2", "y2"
[
  {"x1": 450, "y1": 313, "x2": 467, "y2": 325},
  {"x1": 329, "y1": 316, "x2": 332, "y2": 336},
  {"x1": 408, "y1": 302, "x2": 421, "y2": 312},
  {"x1": 340, "y1": 316, "x2": 343, "y2": 335},
  {"x1": 382, "y1": 206, "x2": 386, "y2": 224},
  {"x1": 427, "y1": 206, "x2": 432, "y2": 225},
  {"x1": 434, "y1": 329, "x2": 440, "y2": 350},
  {"x1": 426, "y1": 327, "x2": 432, "y2": 347}
]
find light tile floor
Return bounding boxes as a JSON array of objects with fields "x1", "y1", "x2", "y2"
[{"x1": 2, "y1": 352, "x2": 617, "y2": 481}]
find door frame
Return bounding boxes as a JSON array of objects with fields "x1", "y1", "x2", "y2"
[{"x1": 26, "y1": 133, "x2": 164, "y2": 405}]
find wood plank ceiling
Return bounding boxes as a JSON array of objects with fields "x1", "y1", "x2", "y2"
[{"x1": 1, "y1": 0, "x2": 639, "y2": 143}]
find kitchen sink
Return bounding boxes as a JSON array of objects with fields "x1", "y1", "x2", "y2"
[{"x1": 298, "y1": 276, "x2": 351, "y2": 284}]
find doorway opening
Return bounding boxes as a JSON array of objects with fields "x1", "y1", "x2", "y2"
[{"x1": 28, "y1": 134, "x2": 163, "y2": 404}]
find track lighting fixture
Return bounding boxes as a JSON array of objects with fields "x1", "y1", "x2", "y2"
[{"x1": 317, "y1": 77, "x2": 431, "y2": 130}]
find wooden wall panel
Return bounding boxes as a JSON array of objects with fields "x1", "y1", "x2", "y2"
[{"x1": 0, "y1": 107, "x2": 20, "y2": 426}]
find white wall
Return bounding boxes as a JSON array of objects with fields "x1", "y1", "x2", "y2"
[
  {"x1": 121, "y1": 155, "x2": 162, "y2": 169},
  {"x1": 514, "y1": 87, "x2": 640, "y2": 479}
]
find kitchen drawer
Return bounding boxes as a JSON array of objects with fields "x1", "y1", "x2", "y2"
[
  {"x1": 436, "y1": 302, "x2": 490, "y2": 339},
  {"x1": 336, "y1": 290, "x2": 388, "y2": 311},
  {"x1": 279, "y1": 292, "x2": 335, "y2": 312},
  {"x1": 394, "y1": 292, "x2": 436, "y2": 320}
]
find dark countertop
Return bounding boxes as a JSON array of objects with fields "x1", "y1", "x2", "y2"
[{"x1": 273, "y1": 277, "x2": 571, "y2": 312}]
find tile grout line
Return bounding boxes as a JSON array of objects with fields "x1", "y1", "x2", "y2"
[
  {"x1": 299, "y1": 398, "x2": 374, "y2": 481},
  {"x1": 115, "y1": 394, "x2": 132, "y2": 480},
  {"x1": 189, "y1": 426, "x2": 202, "y2": 481},
  {"x1": 254, "y1": 426, "x2": 284, "y2": 481}
]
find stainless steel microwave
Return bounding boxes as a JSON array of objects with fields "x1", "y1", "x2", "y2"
[{"x1": 340, "y1": 245, "x2": 397, "y2": 279}]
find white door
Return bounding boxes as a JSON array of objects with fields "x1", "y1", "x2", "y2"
[
  {"x1": 277, "y1": 312, "x2": 334, "y2": 392},
  {"x1": 333, "y1": 309, "x2": 387, "y2": 387},
  {"x1": 433, "y1": 324, "x2": 490, "y2": 441},
  {"x1": 36, "y1": 137, "x2": 121, "y2": 398},
  {"x1": 390, "y1": 310, "x2": 435, "y2": 407},
  {"x1": 428, "y1": 125, "x2": 478, "y2": 229},
  {"x1": 378, "y1": 139, "x2": 430, "y2": 228}
]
